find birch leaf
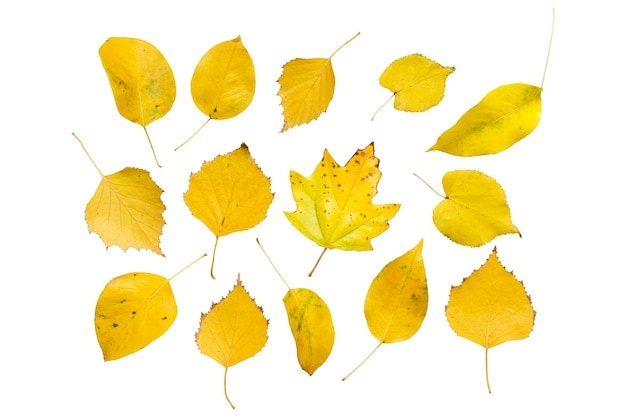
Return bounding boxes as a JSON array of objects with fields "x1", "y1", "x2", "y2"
[
  {"x1": 428, "y1": 83, "x2": 542, "y2": 156},
  {"x1": 284, "y1": 142, "x2": 400, "y2": 275},
  {"x1": 373, "y1": 54, "x2": 454, "y2": 119},
  {"x1": 184, "y1": 143, "x2": 273, "y2": 278},
  {"x1": 99, "y1": 37, "x2": 175, "y2": 166},
  {"x1": 446, "y1": 247, "x2": 535, "y2": 392},
  {"x1": 278, "y1": 33, "x2": 359, "y2": 132},
  {"x1": 95, "y1": 272, "x2": 176, "y2": 361},
  {"x1": 426, "y1": 170, "x2": 520, "y2": 247},
  {"x1": 196, "y1": 275, "x2": 268, "y2": 409},
  {"x1": 283, "y1": 288, "x2": 335, "y2": 375}
]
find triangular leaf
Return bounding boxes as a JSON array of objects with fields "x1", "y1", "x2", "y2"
[
  {"x1": 196, "y1": 275, "x2": 268, "y2": 408},
  {"x1": 95, "y1": 272, "x2": 176, "y2": 361},
  {"x1": 283, "y1": 288, "x2": 335, "y2": 375},
  {"x1": 428, "y1": 83, "x2": 542, "y2": 156},
  {"x1": 445, "y1": 247, "x2": 535, "y2": 392}
]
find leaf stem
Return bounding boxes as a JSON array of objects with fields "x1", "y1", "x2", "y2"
[
  {"x1": 71, "y1": 133, "x2": 105, "y2": 178},
  {"x1": 142, "y1": 126, "x2": 161, "y2": 168},
  {"x1": 541, "y1": 8, "x2": 555, "y2": 89},
  {"x1": 308, "y1": 247, "x2": 328, "y2": 277},
  {"x1": 342, "y1": 341, "x2": 383, "y2": 381},
  {"x1": 256, "y1": 238, "x2": 291, "y2": 291},
  {"x1": 371, "y1": 93, "x2": 395, "y2": 121},
  {"x1": 485, "y1": 347, "x2": 492, "y2": 393},
  {"x1": 168, "y1": 253, "x2": 207, "y2": 282},
  {"x1": 224, "y1": 366, "x2": 235, "y2": 409},
  {"x1": 210, "y1": 236, "x2": 219, "y2": 280},
  {"x1": 413, "y1": 173, "x2": 446, "y2": 199},
  {"x1": 329, "y1": 32, "x2": 360, "y2": 60},
  {"x1": 176, "y1": 118, "x2": 211, "y2": 151}
]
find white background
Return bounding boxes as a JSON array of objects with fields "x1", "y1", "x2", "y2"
[{"x1": 2, "y1": 0, "x2": 624, "y2": 415}]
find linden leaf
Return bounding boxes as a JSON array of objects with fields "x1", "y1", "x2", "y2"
[
  {"x1": 420, "y1": 170, "x2": 520, "y2": 247},
  {"x1": 344, "y1": 240, "x2": 427, "y2": 380},
  {"x1": 196, "y1": 275, "x2": 268, "y2": 409},
  {"x1": 283, "y1": 288, "x2": 335, "y2": 375},
  {"x1": 428, "y1": 83, "x2": 542, "y2": 156},
  {"x1": 445, "y1": 247, "x2": 535, "y2": 392},
  {"x1": 373, "y1": 54, "x2": 455, "y2": 119},
  {"x1": 184, "y1": 143, "x2": 273, "y2": 278},
  {"x1": 95, "y1": 272, "x2": 177, "y2": 361},
  {"x1": 278, "y1": 33, "x2": 359, "y2": 132},
  {"x1": 99, "y1": 37, "x2": 176, "y2": 167},
  {"x1": 177, "y1": 36, "x2": 255, "y2": 150},
  {"x1": 284, "y1": 142, "x2": 400, "y2": 275}
]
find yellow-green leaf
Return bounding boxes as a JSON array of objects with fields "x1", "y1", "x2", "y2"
[
  {"x1": 278, "y1": 33, "x2": 359, "y2": 132},
  {"x1": 283, "y1": 288, "x2": 335, "y2": 375},
  {"x1": 445, "y1": 247, "x2": 535, "y2": 392},
  {"x1": 191, "y1": 36, "x2": 255, "y2": 120},
  {"x1": 95, "y1": 272, "x2": 176, "y2": 361},
  {"x1": 85, "y1": 167, "x2": 166, "y2": 256},
  {"x1": 428, "y1": 83, "x2": 542, "y2": 156},
  {"x1": 431, "y1": 170, "x2": 520, "y2": 247},
  {"x1": 196, "y1": 275, "x2": 268, "y2": 408},
  {"x1": 374, "y1": 54, "x2": 454, "y2": 118},
  {"x1": 184, "y1": 143, "x2": 273, "y2": 278},
  {"x1": 284, "y1": 143, "x2": 400, "y2": 275}
]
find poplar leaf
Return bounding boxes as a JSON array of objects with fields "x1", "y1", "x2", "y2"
[
  {"x1": 344, "y1": 240, "x2": 427, "y2": 380},
  {"x1": 85, "y1": 167, "x2": 166, "y2": 255},
  {"x1": 99, "y1": 37, "x2": 175, "y2": 166},
  {"x1": 278, "y1": 33, "x2": 359, "y2": 132},
  {"x1": 428, "y1": 83, "x2": 542, "y2": 156},
  {"x1": 284, "y1": 143, "x2": 400, "y2": 275},
  {"x1": 196, "y1": 275, "x2": 268, "y2": 409},
  {"x1": 445, "y1": 247, "x2": 535, "y2": 392},
  {"x1": 374, "y1": 54, "x2": 454, "y2": 118},
  {"x1": 431, "y1": 170, "x2": 520, "y2": 247},
  {"x1": 191, "y1": 36, "x2": 255, "y2": 120},
  {"x1": 184, "y1": 143, "x2": 273, "y2": 278},
  {"x1": 95, "y1": 272, "x2": 176, "y2": 361},
  {"x1": 283, "y1": 288, "x2": 335, "y2": 375}
]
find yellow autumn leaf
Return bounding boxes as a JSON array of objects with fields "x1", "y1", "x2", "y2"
[
  {"x1": 428, "y1": 83, "x2": 542, "y2": 156},
  {"x1": 344, "y1": 240, "x2": 427, "y2": 380},
  {"x1": 445, "y1": 247, "x2": 535, "y2": 392},
  {"x1": 284, "y1": 142, "x2": 400, "y2": 275},
  {"x1": 177, "y1": 36, "x2": 255, "y2": 150},
  {"x1": 373, "y1": 54, "x2": 454, "y2": 119},
  {"x1": 73, "y1": 133, "x2": 166, "y2": 255},
  {"x1": 278, "y1": 33, "x2": 359, "y2": 132},
  {"x1": 196, "y1": 275, "x2": 268, "y2": 409},
  {"x1": 283, "y1": 288, "x2": 335, "y2": 375},
  {"x1": 95, "y1": 272, "x2": 176, "y2": 361},
  {"x1": 184, "y1": 143, "x2": 273, "y2": 278},
  {"x1": 99, "y1": 37, "x2": 176, "y2": 166},
  {"x1": 418, "y1": 170, "x2": 520, "y2": 247}
]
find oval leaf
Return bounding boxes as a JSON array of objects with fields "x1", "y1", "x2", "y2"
[
  {"x1": 283, "y1": 288, "x2": 335, "y2": 375},
  {"x1": 85, "y1": 167, "x2": 166, "y2": 255},
  {"x1": 428, "y1": 83, "x2": 542, "y2": 156},
  {"x1": 95, "y1": 272, "x2": 177, "y2": 361},
  {"x1": 432, "y1": 170, "x2": 520, "y2": 247},
  {"x1": 191, "y1": 36, "x2": 255, "y2": 120}
]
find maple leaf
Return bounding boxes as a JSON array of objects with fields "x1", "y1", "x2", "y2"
[
  {"x1": 284, "y1": 143, "x2": 400, "y2": 275},
  {"x1": 416, "y1": 170, "x2": 520, "y2": 247},
  {"x1": 196, "y1": 275, "x2": 268, "y2": 409},
  {"x1": 99, "y1": 37, "x2": 176, "y2": 167},
  {"x1": 277, "y1": 33, "x2": 359, "y2": 132},
  {"x1": 177, "y1": 36, "x2": 255, "y2": 150},
  {"x1": 445, "y1": 247, "x2": 535, "y2": 392},
  {"x1": 73, "y1": 133, "x2": 166, "y2": 255},
  {"x1": 344, "y1": 240, "x2": 427, "y2": 380},
  {"x1": 184, "y1": 143, "x2": 273, "y2": 278},
  {"x1": 372, "y1": 53, "x2": 455, "y2": 120}
]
